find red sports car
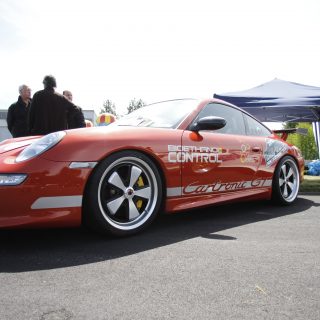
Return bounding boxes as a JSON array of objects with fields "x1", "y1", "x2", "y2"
[{"x1": 0, "y1": 99, "x2": 304, "y2": 236}]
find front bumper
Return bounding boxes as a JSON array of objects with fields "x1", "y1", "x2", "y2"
[{"x1": 0, "y1": 153, "x2": 93, "y2": 228}]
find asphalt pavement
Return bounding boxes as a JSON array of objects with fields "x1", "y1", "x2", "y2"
[{"x1": 0, "y1": 194, "x2": 319, "y2": 320}]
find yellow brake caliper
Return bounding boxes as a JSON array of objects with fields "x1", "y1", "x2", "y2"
[{"x1": 136, "y1": 176, "x2": 144, "y2": 210}]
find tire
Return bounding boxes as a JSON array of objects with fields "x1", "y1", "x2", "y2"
[
  {"x1": 83, "y1": 150, "x2": 163, "y2": 236},
  {"x1": 272, "y1": 156, "x2": 300, "y2": 205}
]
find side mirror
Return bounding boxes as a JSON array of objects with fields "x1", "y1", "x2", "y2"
[{"x1": 190, "y1": 116, "x2": 226, "y2": 132}]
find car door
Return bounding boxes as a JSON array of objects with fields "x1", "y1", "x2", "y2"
[
  {"x1": 180, "y1": 103, "x2": 264, "y2": 201},
  {"x1": 242, "y1": 112, "x2": 275, "y2": 180}
]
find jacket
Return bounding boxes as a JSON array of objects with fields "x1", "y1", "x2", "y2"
[
  {"x1": 67, "y1": 107, "x2": 86, "y2": 129},
  {"x1": 6, "y1": 96, "x2": 31, "y2": 138},
  {"x1": 28, "y1": 88, "x2": 85, "y2": 135}
]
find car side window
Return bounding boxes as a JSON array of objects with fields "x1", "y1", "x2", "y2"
[
  {"x1": 244, "y1": 114, "x2": 271, "y2": 137},
  {"x1": 194, "y1": 103, "x2": 246, "y2": 135}
]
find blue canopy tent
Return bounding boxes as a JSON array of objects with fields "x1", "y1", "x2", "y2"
[{"x1": 214, "y1": 79, "x2": 320, "y2": 158}]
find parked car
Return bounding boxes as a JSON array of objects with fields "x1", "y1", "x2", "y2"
[{"x1": 0, "y1": 98, "x2": 304, "y2": 236}]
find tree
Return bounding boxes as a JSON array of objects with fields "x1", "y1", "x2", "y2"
[
  {"x1": 285, "y1": 122, "x2": 318, "y2": 160},
  {"x1": 100, "y1": 99, "x2": 117, "y2": 116},
  {"x1": 284, "y1": 122, "x2": 297, "y2": 129},
  {"x1": 127, "y1": 98, "x2": 146, "y2": 114}
]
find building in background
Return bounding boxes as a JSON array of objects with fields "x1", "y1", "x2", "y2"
[
  {"x1": 0, "y1": 110, "x2": 11, "y2": 141},
  {"x1": 0, "y1": 109, "x2": 97, "y2": 142},
  {"x1": 82, "y1": 110, "x2": 97, "y2": 126}
]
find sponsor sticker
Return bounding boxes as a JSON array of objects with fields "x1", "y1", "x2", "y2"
[
  {"x1": 168, "y1": 145, "x2": 223, "y2": 163},
  {"x1": 264, "y1": 139, "x2": 288, "y2": 167},
  {"x1": 182, "y1": 178, "x2": 272, "y2": 195},
  {"x1": 240, "y1": 144, "x2": 258, "y2": 163}
]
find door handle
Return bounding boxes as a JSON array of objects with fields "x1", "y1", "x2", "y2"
[{"x1": 252, "y1": 146, "x2": 261, "y2": 152}]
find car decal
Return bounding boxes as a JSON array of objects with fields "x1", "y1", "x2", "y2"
[
  {"x1": 167, "y1": 178, "x2": 272, "y2": 197},
  {"x1": 31, "y1": 195, "x2": 83, "y2": 209},
  {"x1": 168, "y1": 145, "x2": 223, "y2": 163},
  {"x1": 240, "y1": 144, "x2": 259, "y2": 163},
  {"x1": 264, "y1": 139, "x2": 288, "y2": 167}
]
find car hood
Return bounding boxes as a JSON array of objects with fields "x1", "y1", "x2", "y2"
[
  {"x1": 40, "y1": 125, "x2": 179, "y2": 162},
  {"x1": 0, "y1": 136, "x2": 40, "y2": 155},
  {"x1": 0, "y1": 126, "x2": 134, "y2": 155}
]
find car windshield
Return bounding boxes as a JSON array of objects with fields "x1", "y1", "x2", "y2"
[{"x1": 115, "y1": 99, "x2": 199, "y2": 128}]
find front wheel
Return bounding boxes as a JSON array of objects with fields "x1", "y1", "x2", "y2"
[
  {"x1": 83, "y1": 151, "x2": 163, "y2": 236},
  {"x1": 272, "y1": 156, "x2": 300, "y2": 205}
]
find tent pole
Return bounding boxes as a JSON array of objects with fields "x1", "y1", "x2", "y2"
[{"x1": 312, "y1": 122, "x2": 320, "y2": 159}]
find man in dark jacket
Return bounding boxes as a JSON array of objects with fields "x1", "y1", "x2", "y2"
[
  {"x1": 7, "y1": 84, "x2": 32, "y2": 137},
  {"x1": 28, "y1": 75, "x2": 85, "y2": 135},
  {"x1": 63, "y1": 89, "x2": 86, "y2": 129}
]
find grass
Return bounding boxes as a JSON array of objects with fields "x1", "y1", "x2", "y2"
[{"x1": 300, "y1": 175, "x2": 320, "y2": 193}]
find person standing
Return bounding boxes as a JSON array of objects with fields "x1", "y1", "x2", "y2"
[
  {"x1": 63, "y1": 89, "x2": 86, "y2": 129},
  {"x1": 62, "y1": 90, "x2": 73, "y2": 101},
  {"x1": 7, "y1": 84, "x2": 32, "y2": 137},
  {"x1": 28, "y1": 75, "x2": 85, "y2": 135}
]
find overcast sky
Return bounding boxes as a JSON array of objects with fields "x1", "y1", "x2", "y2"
[{"x1": 1, "y1": 0, "x2": 320, "y2": 116}]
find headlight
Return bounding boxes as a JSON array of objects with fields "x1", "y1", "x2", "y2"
[{"x1": 16, "y1": 131, "x2": 66, "y2": 163}]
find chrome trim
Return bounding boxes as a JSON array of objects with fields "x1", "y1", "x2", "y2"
[
  {"x1": 69, "y1": 162, "x2": 97, "y2": 169},
  {"x1": 0, "y1": 174, "x2": 27, "y2": 186},
  {"x1": 31, "y1": 195, "x2": 83, "y2": 209},
  {"x1": 167, "y1": 187, "x2": 182, "y2": 197}
]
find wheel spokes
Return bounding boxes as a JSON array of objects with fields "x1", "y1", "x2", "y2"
[
  {"x1": 281, "y1": 164, "x2": 287, "y2": 178},
  {"x1": 135, "y1": 186, "x2": 151, "y2": 200},
  {"x1": 283, "y1": 184, "x2": 288, "y2": 198},
  {"x1": 128, "y1": 199, "x2": 140, "y2": 220},
  {"x1": 106, "y1": 166, "x2": 150, "y2": 219},
  {"x1": 279, "y1": 178, "x2": 285, "y2": 186},
  {"x1": 107, "y1": 195, "x2": 126, "y2": 215},
  {"x1": 286, "y1": 167, "x2": 293, "y2": 179},
  {"x1": 98, "y1": 157, "x2": 158, "y2": 228},
  {"x1": 287, "y1": 181, "x2": 295, "y2": 191},
  {"x1": 129, "y1": 166, "x2": 142, "y2": 187},
  {"x1": 279, "y1": 161, "x2": 298, "y2": 199},
  {"x1": 108, "y1": 172, "x2": 126, "y2": 191}
]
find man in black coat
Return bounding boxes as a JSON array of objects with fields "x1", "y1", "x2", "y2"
[
  {"x1": 63, "y1": 89, "x2": 86, "y2": 129},
  {"x1": 28, "y1": 75, "x2": 85, "y2": 135},
  {"x1": 7, "y1": 84, "x2": 32, "y2": 138}
]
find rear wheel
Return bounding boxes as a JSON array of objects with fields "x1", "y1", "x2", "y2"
[
  {"x1": 84, "y1": 151, "x2": 162, "y2": 236},
  {"x1": 272, "y1": 156, "x2": 300, "y2": 205}
]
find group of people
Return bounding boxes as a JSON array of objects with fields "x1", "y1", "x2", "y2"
[{"x1": 6, "y1": 75, "x2": 86, "y2": 138}]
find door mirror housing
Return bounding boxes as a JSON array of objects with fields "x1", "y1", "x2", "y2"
[{"x1": 190, "y1": 116, "x2": 226, "y2": 132}]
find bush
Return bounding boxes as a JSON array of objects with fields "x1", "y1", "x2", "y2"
[{"x1": 285, "y1": 123, "x2": 318, "y2": 160}]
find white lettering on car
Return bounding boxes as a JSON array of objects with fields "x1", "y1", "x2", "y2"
[
  {"x1": 182, "y1": 178, "x2": 272, "y2": 195},
  {"x1": 168, "y1": 145, "x2": 223, "y2": 163}
]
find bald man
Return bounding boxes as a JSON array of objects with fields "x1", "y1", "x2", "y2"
[
  {"x1": 63, "y1": 89, "x2": 86, "y2": 129},
  {"x1": 63, "y1": 90, "x2": 73, "y2": 101}
]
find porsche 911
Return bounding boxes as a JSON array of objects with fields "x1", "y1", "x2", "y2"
[{"x1": 0, "y1": 98, "x2": 304, "y2": 236}]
